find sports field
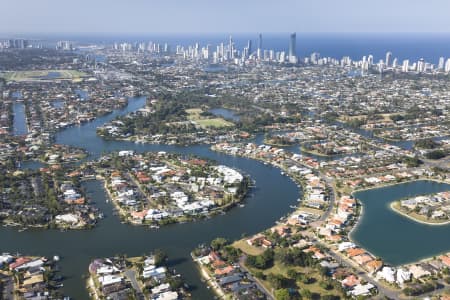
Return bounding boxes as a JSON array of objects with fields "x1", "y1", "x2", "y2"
[
  {"x1": 0, "y1": 70, "x2": 87, "y2": 82},
  {"x1": 186, "y1": 108, "x2": 234, "y2": 129}
]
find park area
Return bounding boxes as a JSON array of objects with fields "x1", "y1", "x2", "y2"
[
  {"x1": 186, "y1": 108, "x2": 234, "y2": 129},
  {"x1": 1, "y1": 70, "x2": 87, "y2": 82}
]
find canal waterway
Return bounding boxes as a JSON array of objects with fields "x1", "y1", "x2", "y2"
[
  {"x1": 209, "y1": 107, "x2": 240, "y2": 122},
  {"x1": 6, "y1": 96, "x2": 450, "y2": 298},
  {"x1": 2, "y1": 96, "x2": 300, "y2": 299},
  {"x1": 12, "y1": 101, "x2": 28, "y2": 136},
  {"x1": 351, "y1": 180, "x2": 450, "y2": 266}
]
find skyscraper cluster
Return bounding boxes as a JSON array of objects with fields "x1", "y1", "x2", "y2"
[
  {"x1": 357, "y1": 51, "x2": 450, "y2": 74},
  {"x1": 110, "y1": 33, "x2": 299, "y2": 65},
  {"x1": 3, "y1": 39, "x2": 29, "y2": 49},
  {"x1": 56, "y1": 41, "x2": 73, "y2": 51},
  {"x1": 112, "y1": 41, "x2": 170, "y2": 54}
]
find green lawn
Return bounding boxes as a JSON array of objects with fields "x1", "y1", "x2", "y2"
[
  {"x1": 1, "y1": 70, "x2": 87, "y2": 82},
  {"x1": 186, "y1": 108, "x2": 234, "y2": 129},
  {"x1": 195, "y1": 118, "x2": 234, "y2": 128},
  {"x1": 233, "y1": 240, "x2": 265, "y2": 256},
  {"x1": 254, "y1": 262, "x2": 344, "y2": 298}
]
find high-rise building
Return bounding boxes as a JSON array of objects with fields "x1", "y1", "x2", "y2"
[
  {"x1": 247, "y1": 40, "x2": 252, "y2": 56},
  {"x1": 288, "y1": 32, "x2": 297, "y2": 63},
  {"x1": 392, "y1": 58, "x2": 398, "y2": 68},
  {"x1": 361, "y1": 60, "x2": 369, "y2": 73},
  {"x1": 368, "y1": 55, "x2": 374, "y2": 65},
  {"x1": 258, "y1": 33, "x2": 262, "y2": 51},
  {"x1": 279, "y1": 51, "x2": 286, "y2": 63},
  {"x1": 438, "y1": 57, "x2": 445, "y2": 70},
  {"x1": 56, "y1": 41, "x2": 73, "y2": 51},
  {"x1": 385, "y1": 51, "x2": 392, "y2": 67},
  {"x1": 229, "y1": 36, "x2": 234, "y2": 59},
  {"x1": 402, "y1": 60, "x2": 409, "y2": 72},
  {"x1": 378, "y1": 59, "x2": 385, "y2": 72},
  {"x1": 417, "y1": 58, "x2": 425, "y2": 73},
  {"x1": 445, "y1": 59, "x2": 450, "y2": 73},
  {"x1": 9, "y1": 39, "x2": 28, "y2": 49},
  {"x1": 310, "y1": 52, "x2": 320, "y2": 64}
]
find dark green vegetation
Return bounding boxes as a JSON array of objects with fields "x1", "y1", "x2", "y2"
[
  {"x1": 414, "y1": 138, "x2": 440, "y2": 149},
  {"x1": 0, "y1": 167, "x2": 98, "y2": 228},
  {"x1": 425, "y1": 149, "x2": 448, "y2": 160},
  {"x1": 98, "y1": 89, "x2": 301, "y2": 140},
  {"x1": 402, "y1": 282, "x2": 438, "y2": 296}
]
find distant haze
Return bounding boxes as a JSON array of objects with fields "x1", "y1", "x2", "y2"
[{"x1": 2, "y1": 0, "x2": 450, "y2": 35}]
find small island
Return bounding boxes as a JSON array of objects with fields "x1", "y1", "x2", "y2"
[
  {"x1": 391, "y1": 191, "x2": 450, "y2": 225},
  {"x1": 96, "y1": 96, "x2": 255, "y2": 145},
  {"x1": 94, "y1": 151, "x2": 250, "y2": 226}
]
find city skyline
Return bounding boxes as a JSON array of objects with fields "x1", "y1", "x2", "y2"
[{"x1": 2, "y1": 0, "x2": 450, "y2": 34}]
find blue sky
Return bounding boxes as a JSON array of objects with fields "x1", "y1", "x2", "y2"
[{"x1": 1, "y1": 0, "x2": 449, "y2": 34}]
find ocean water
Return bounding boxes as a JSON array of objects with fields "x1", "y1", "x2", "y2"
[{"x1": 25, "y1": 32, "x2": 450, "y2": 64}]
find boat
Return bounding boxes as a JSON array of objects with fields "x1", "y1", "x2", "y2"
[{"x1": 239, "y1": 204, "x2": 245, "y2": 208}]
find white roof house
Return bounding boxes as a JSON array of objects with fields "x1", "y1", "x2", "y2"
[
  {"x1": 377, "y1": 267, "x2": 396, "y2": 283},
  {"x1": 350, "y1": 283, "x2": 375, "y2": 296},
  {"x1": 396, "y1": 268, "x2": 412, "y2": 285},
  {"x1": 155, "y1": 291, "x2": 178, "y2": 300},
  {"x1": 98, "y1": 275, "x2": 123, "y2": 287},
  {"x1": 143, "y1": 266, "x2": 167, "y2": 280}
]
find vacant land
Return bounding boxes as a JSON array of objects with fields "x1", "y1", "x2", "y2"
[
  {"x1": 233, "y1": 240, "x2": 265, "y2": 256},
  {"x1": 186, "y1": 108, "x2": 234, "y2": 129},
  {"x1": 1, "y1": 70, "x2": 87, "y2": 82},
  {"x1": 248, "y1": 260, "x2": 344, "y2": 298}
]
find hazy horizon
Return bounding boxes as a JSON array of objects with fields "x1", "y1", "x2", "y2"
[{"x1": 2, "y1": 0, "x2": 450, "y2": 35}]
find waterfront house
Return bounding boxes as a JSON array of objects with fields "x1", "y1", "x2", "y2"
[
  {"x1": 408, "y1": 264, "x2": 431, "y2": 279},
  {"x1": 365, "y1": 260, "x2": 383, "y2": 274},
  {"x1": 377, "y1": 267, "x2": 396, "y2": 283},
  {"x1": 143, "y1": 266, "x2": 167, "y2": 281}
]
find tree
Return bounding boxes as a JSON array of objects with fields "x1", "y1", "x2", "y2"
[
  {"x1": 274, "y1": 288, "x2": 293, "y2": 300},
  {"x1": 210, "y1": 237, "x2": 229, "y2": 251},
  {"x1": 319, "y1": 266, "x2": 330, "y2": 279},
  {"x1": 425, "y1": 150, "x2": 447, "y2": 160},
  {"x1": 246, "y1": 249, "x2": 274, "y2": 269},
  {"x1": 300, "y1": 288, "x2": 312, "y2": 299},
  {"x1": 267, "y1": 273, "x2": 289, "y2": 289},
  {"x1": 153, "y1": 249, "x2": 168, "y2": 267}
]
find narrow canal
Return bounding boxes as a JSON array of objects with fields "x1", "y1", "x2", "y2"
[{"x1": 12, "y1": 101, "x2": 28, "y2": 136}]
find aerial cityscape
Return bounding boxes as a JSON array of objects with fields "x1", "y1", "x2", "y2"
[{"x1": 1, "y1": 0, "x2": 450, "y2": 300}]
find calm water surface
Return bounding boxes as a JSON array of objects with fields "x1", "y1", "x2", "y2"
[
  {"x1": 351, "y1": 180, "x2": 450, "y2": 266},
  {"x1": 13, "y1": 102, "x2": 28, "y2": 136},
  {"x1": 2, "y1": 96, "x2": 300, "y2": 299}
]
